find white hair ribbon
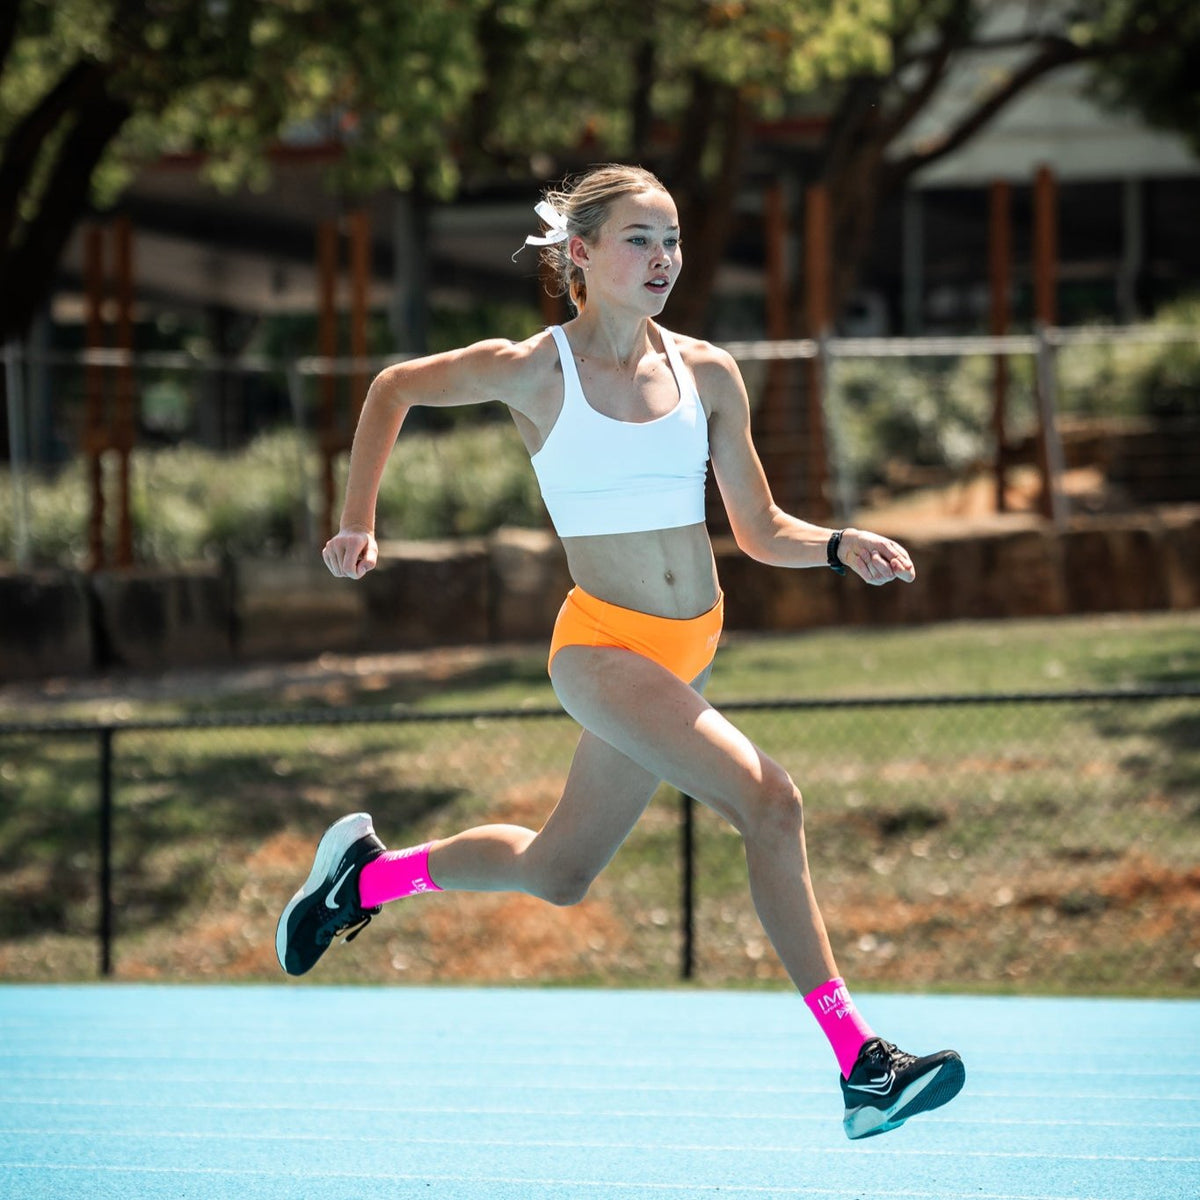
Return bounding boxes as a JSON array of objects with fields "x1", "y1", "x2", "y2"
[{"x1": 523, "y1": 200, "x2": 570, "y2": 247}]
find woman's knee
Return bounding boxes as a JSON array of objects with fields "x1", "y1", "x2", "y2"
[
  {"x1": 529, "y1": 865, "x2": 595, "y2": 908},
  {"x1": 520, "y1": 846, "x2": 598, "y2": 907},
  {"x1": 741, "y1": 760, "x2": 804, "y2": 839}
]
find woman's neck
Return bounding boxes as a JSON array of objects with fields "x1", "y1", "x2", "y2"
[{"x1": 567, "y1": 310, "x2": 656, "y2": 373}]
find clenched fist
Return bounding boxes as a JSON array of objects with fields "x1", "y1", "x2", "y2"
[{"x1": 322, "y1": 528, "x2": 377, "y2": 579}]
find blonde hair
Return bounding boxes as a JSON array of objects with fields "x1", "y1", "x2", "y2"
[{"x1": 534, "y1": 164, "x2": 670, "y2": 314}]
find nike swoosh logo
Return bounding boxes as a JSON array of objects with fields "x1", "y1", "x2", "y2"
[
  {"x1": 855, "y1": 1070, "x2": 896, "y2": 1095},
  {"x1": 325, "y1": 865, "x2": 355, "y2": 908}
]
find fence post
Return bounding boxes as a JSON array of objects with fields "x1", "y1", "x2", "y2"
[
  {"x1": 98, "y1": 727, "x2": 115, "y2": 978},
  {"x1": 1035, "y1": 326, "x2": 1068, "y2": 530},
  {"x1": 822, "y1": 333, "x2": 856, "y2": 523},
  {"x1": 680, "y1": 792, "x2": 695, "y2": 980},
  {"x1": 989, "y1": 179, "x2": 1012, "y2": 513}
]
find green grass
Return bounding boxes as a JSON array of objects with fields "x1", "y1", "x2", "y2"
[
  {"x1": 0, "y1": 611, "x2": 1197, "y2": 993},
  {"x1": 8, "y1": 609, "x2": 1194, "y2": 726}
]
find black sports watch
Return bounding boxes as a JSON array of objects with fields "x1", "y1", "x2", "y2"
[{"x1": 826, "y1": 529, "x2": 847, "y2": 575}]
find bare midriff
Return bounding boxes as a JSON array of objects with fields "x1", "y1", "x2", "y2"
[{"x1": 559, "y1": 521, "x2": 719, "y2": 620}]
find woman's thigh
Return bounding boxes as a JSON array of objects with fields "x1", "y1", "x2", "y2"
[
  {"x1": 522, "y1": 659, "x2": 715, "y2": 889},
  {"x1": 523, "y1": 725, "x2": 662, "y2": 883},
  {"x1": 550, "y1": 645, "x2": 784, "y2": 830}
]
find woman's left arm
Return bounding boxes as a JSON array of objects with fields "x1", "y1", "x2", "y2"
[{"x1": 697, "y1": 345, "x2": 916, "y2": 587}]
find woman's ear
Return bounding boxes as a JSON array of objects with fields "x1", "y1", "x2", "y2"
[{"x1": 568, "y1": 234, "x2": 591, "y2": 271}]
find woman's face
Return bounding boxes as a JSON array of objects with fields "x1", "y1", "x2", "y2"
[{"x1": 573, "y1": 190, "x2": 682, "y2": 315}]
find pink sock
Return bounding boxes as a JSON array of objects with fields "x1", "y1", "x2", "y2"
[
  {"x1": 358, "y1": 842, "x2": 443, "y2": 907},
  {"x1": 804, "y1": 977, "x2": 876, "y2": 1078}
]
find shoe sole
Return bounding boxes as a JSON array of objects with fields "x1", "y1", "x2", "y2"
[
  {"x1": 275, "y1": 812, "x2": 375, "y2": 974},
  {"x1": 844, "y1": 1055, "x2": 965, "y2": 1140}
]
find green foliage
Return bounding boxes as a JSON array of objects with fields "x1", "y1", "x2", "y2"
[
  {"x1": 1087, "y1": 0, "x2": 1200, "y2": 155},
  {"x1": 456, "y1": 0, "x2": 895, "y2": 167},
  {"x1": 6, "y1": 0, "x2": 1195, "y2": 350},
  {"x1": 3, "y1": 0, "x2": 489, "y2": 214},
  {"x1": 1124, "y1": 295, "x2": 1200, "y2": 418},
  {"x1": 2, "y1": 0, "x2": 913, "y2": 214},
  {"x1": 9, "y1": 0, "x2": 1189, "y2": 255},
  {"x1": 832, "y1": 300, "x2": 1200, "y2": 490},
  {"x1": 131, "y1": 433, "x2": 307, "y2": 564},
  {"x1": 427, "y1": 301, "x2": 544, "y2": 355},
  {"x1": 374, "y1": 421, "x2": 545, "y2": 540},
  {"x1": 0, "y1": 424, "x2": 546, "y2": 569},
  {"x1": 1056, "y1": 296, "x2": 1200, "y2": 420},
  {"x1": 832, "y1": 353, "x2": 1036, "y2": 489}
]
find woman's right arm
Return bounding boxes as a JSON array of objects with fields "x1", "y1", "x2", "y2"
[{"x1": 322, "y1": 338, "x2": 540, "y2": 579}]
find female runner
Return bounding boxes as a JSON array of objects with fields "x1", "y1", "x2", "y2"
[{"x1": 277, "y1": 164, "x2": 964, "y2": 1139}]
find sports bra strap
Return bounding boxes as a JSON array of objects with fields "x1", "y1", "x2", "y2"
[
  {"x1": 548, "y1": 326, "x2": 583, "y2": 403},
  {"x1": 550, "y1": 324, "x2": 694, "y2": 406},
  {"x1": 659, "y1": 328, "x2": 692, "y2": 397}
]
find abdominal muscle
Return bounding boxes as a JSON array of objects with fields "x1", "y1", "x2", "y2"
[{"x1": 559, "y1": 522, "x2": 720, "y2": 619}]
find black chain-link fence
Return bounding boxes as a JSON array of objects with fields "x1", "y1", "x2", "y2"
[{"x1": 1, "y1": 687, "x2": 1197, "y2": 994}]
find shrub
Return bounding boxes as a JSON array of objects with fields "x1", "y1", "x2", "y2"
[
  {"x1": 829, "y1": 297, "x2": 1199, "y2": 493},
  {"x1": 0, "y1": 423, "x2": 545, "y2": 568}
]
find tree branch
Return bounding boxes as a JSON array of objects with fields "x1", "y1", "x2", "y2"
[
  {"x1": 879, "y1": 36, "x2": 954, "y2": 148},
  {"x1": 665, "y1": 85, "x2": 750, "y2": 335},
  {"x1": 0, "y1": 91, "x2": 132, "y2": 341},
  {"x1": 668, "y1": 70, "x2": 717, "y2": 196},
  {"x1": 630, "y1": 38, "x2": 657, "y2": 159},
  {"x1": 819, "y1": 74, "x2": 886, "y2": 181},
  {"x1": 886, "y1": 37, "x2": 1084, "y2": 183},
  {"x1": 0, "y1": 60, "x2": 109, "y2": 255},
  {"x1": 894, "y1": 30, "x2": 1063, "y2": 73}
]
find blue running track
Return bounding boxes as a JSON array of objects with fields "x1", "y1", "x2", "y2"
[{"x1": 1, "y1": 986, "x2": 1197, "y2": 1199}]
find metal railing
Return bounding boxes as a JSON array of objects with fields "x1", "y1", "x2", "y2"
[{"x1": 4, "y1": 322, "x2": 1198, "y2": 568}]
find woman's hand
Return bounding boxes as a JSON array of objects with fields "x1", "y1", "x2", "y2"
[
  {"x1": 322, "y1": 528, "x2": 378, "y2": 579},
  {"x1": 839, "y1": 528, "x2": 916, "y2": 586}
]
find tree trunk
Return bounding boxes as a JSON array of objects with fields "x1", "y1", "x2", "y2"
[
  {"x1": 0, "y1": 75, "x2": 131, "y2": 343},
  {"x1": 663, "y1": 85, "x2": 750, "y2": 337}
]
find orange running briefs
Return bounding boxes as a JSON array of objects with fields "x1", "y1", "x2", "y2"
[{"x1": 548, "y1": 586, "x2": 723, "y2": 684}]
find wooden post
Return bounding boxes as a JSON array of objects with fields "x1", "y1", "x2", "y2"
[
  {"x1": 113, "y1": 217, "x2": 135, "y2": 567},
  {"x1": 84, "y1": 225, "x2": 107, "y2": 571},
  {"x1": 1032, "y1": 165, "x2": 1062, "y2": 522},
  {"x1": 317, "y1": 219, "x2": 340, "y2": 542},
  {"x1": 803, "y1": 183, "x2": 831, "y2": 519},
  {"x1": 989, "y1": 180, "x2": 1011, "y2": 513}
]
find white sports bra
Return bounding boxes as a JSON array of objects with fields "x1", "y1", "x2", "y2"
[{"x1": 530, "y1": 325, "x2": 710, "y2": 538}]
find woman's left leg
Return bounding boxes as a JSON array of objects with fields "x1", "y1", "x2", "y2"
[{"x1": 422, "y1": 724, "x2": 664, "y2": 905}]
